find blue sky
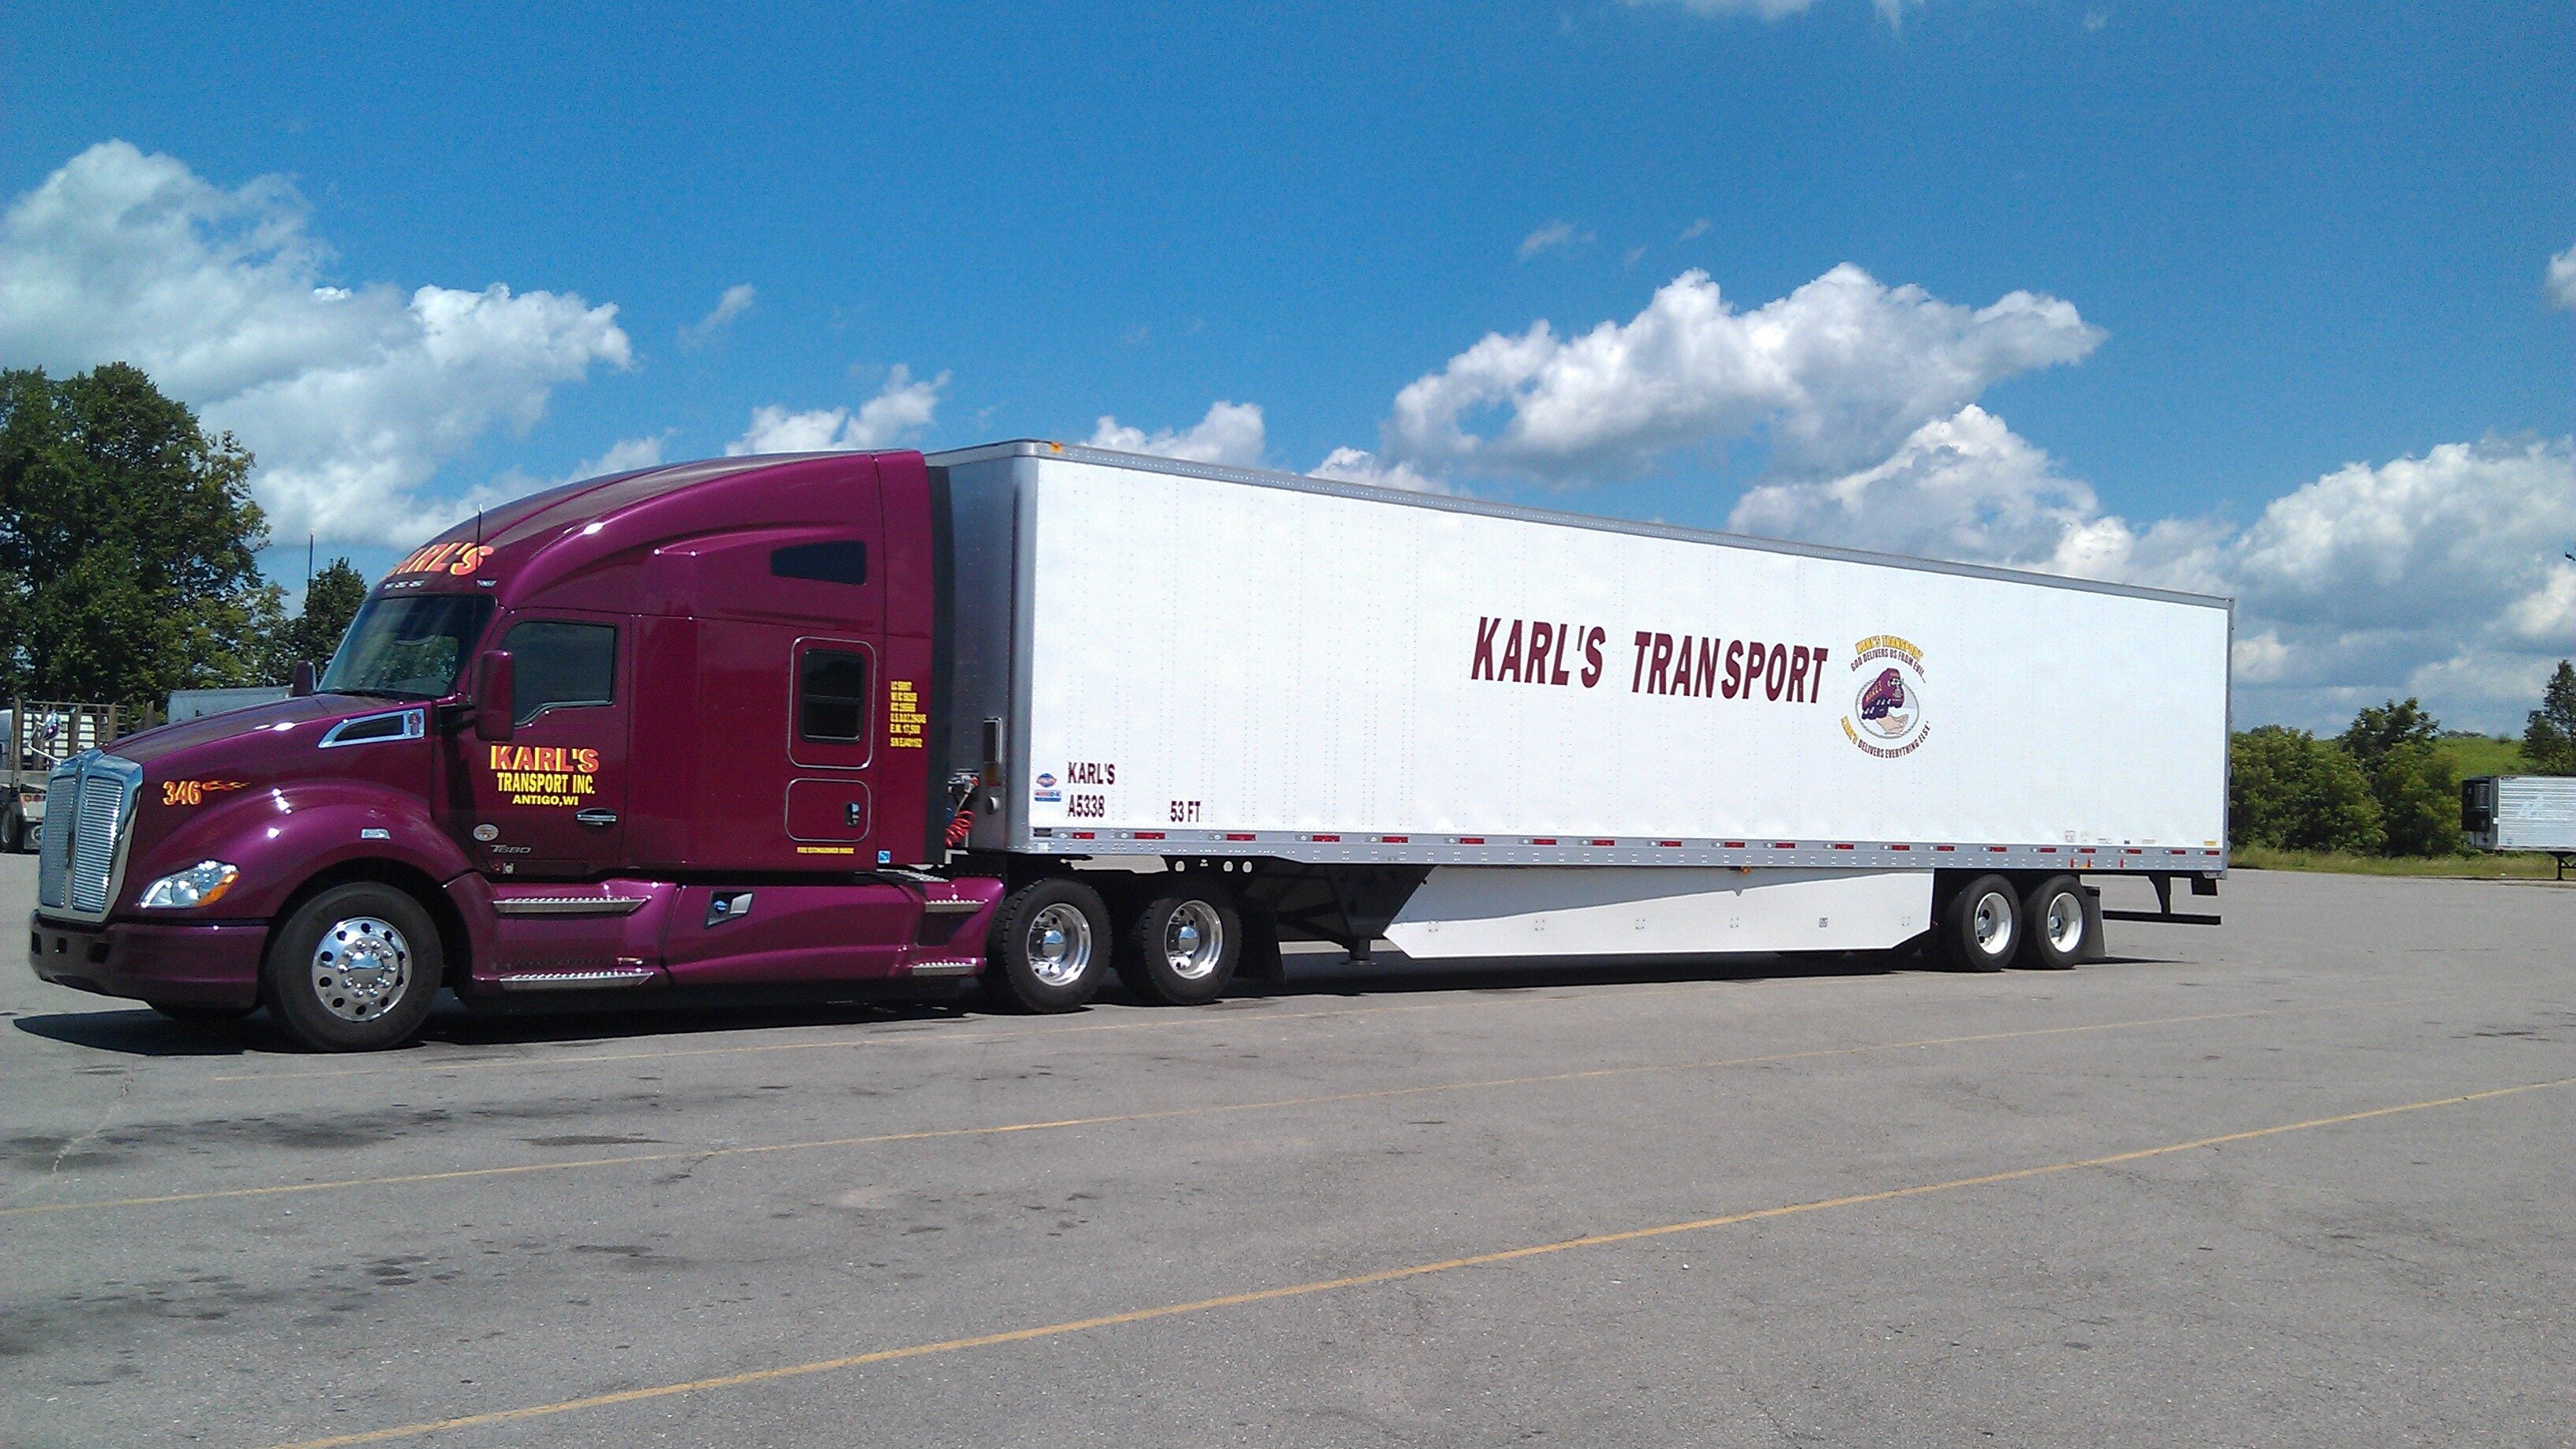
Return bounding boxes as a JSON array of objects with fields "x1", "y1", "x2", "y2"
[{"x1": 3, "y1": 2, "x2": 2570, "y2": 729}]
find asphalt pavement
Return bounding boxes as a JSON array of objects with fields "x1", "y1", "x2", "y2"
[{"x1": 2, "y1": 856, "x2": 2570, "y2": 1448}]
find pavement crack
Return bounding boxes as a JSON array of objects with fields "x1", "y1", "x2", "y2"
[{"x1": 7, "y1": 1068, "x2": 134, "y2": 1206}]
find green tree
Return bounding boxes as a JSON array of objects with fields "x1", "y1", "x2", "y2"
[
  {"x1": 2230, "y1": 725, "x2": 2383, "y2": 854},
  {"x1": 2336, "y1": 698, "x2": 2462, "y2": 856},
  {"x1": 2525, "y1": 661, "x2": 2576, "y2": 775},
  {"x1": 0, "y1": 364, "x2": 284, "y2": 712},
  {"x1": 268, "y1": 558, "x2": 369, "y2": 678}
]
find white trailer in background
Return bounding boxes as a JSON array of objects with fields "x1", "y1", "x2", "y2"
[
  {"x1": 929, "y1": 442, "x2": 2232, "y2": 975},
  {"x1": 2462, "y1": 776, "x2": 2576, "y2": 878}
]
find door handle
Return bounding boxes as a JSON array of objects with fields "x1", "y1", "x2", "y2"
[{"x1": 575, "y1": 809, "x2": 619, "y2": 828}]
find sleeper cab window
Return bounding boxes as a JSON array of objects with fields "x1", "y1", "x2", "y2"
[
  {"x1": 500, "y1": 620, "x2": 616, "y2": 725},
  {"x1": 772, "y1": 541, "x2": 867, "y2": 586},
  {"x1": 799, "y1": 649, "x2": 871, "y2": 743}
]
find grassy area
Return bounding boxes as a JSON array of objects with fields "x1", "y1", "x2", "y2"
[
  {"x1": 2234, "y1": 844, "x2": 2567, "y2": 879},
  {"x1": 2434, "y1": 735, "x2": 2527, "y2": 778}
]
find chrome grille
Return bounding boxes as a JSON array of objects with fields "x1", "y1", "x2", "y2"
[
  {"x1": 35, "y1": 761, "x2": 77, "y2": 908},
  {"x1": 37, "y1": 752, "x2": 140, "y2": 921}
]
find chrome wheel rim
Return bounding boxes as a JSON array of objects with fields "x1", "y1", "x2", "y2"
[
  {"x1": 1970, "y1": 890, "x2": 2014, "y2": 957},
  {"x1": 311, "y1": 916, "x2": 411, "y2": 1022},
  {"x1": 1163, "y1": 901, "x2": 1225, "y2": 981},
  {"x1": 2044, "y1": 890, "x2": 2084, "y2": 953},
  {"x1": 1026, "y1": 903, "x2": 1093, "y2": 988}
]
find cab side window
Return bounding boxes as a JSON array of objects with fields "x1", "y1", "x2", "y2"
[
  {"x1": 799, "y1": 650, "x2": 871, "y2": 742},
  {"x1": 501, "y1": 620, "x2": 616, "y2": 725}
]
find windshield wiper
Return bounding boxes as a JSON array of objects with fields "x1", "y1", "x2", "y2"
[{"x1": 328, "y1": 687, "x2": 436, "y2": 700}]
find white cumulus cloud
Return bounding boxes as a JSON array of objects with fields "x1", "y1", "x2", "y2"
[
  {"x1": 678, "y1": 283, "x2": 756, "y2": 348},
  {"x1": 1309, "y1": 447, "x2": 1449, "y2": 494},
  {"x1": 1728, "y1": 406, "x2": 2576, "y2": 731},
  {"x1": 727, "y1": 365, "x2": 948, "y2": 455},
  {"x1": 1086, "y1": 400, "x2": 1267, "y2": 466},
  {"x1": 1728, "y1": 404, "x2": 2216, "y2": 582},
  {"x1": 2548, "y1": 243, "x2": 2576, "y2": 310},
  {"x1": 1382, "y1": 264, "x2": 2102, "y2": 481},
  {"x1": 0, "y1": 141, "x2": 633, "y2": 547}
]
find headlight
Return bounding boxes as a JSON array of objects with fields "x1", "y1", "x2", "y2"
[{"x1": 139, "y1": 860, "x2": 240, "y2": 909}]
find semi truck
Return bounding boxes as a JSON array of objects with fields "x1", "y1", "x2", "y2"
[{"x1": 28, "y1": 443, "x2": 2231, "y2": 1050}]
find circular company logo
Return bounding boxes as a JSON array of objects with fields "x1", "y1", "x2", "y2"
[
  {"x1": 1841, "y1": 635, "x2": 1930, "y2": 758},
  {"x1": 472, "y1": 822, "x2": 500, "y2": 842}
]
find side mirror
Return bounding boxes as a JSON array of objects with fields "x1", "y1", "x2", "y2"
[
  {"x1": 474, "y1": 651, "x2": 515, "y2": 742},
  {"x1": 290, "y1": 661, "x2": 317, "y2": 698}
]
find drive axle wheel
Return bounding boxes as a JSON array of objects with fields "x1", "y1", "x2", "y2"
[
  {"x1": 2016, "y1": 874, "x2": 2090, "y2": 969},
  {"x1": 264, "y1": 883, "x2": 443, "y2": 1051},
  {"x1": 1938, "y1": 874, "x2": 2020, "y2": 972},
  {"x1": 1121, "y1": 889, "x2": 1241, "y2": 1005},
  {"x1": 984, "y1": 878, "x2": 1111, "y2": 1013}
]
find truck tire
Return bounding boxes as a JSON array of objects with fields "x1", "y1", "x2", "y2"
[
  {"x1": 263, "y1": 883, "x2": 443, "y2": 1052},
  {"x1": 1937, "y1": 874, "x2": 2020, "y2": 972},
  {"x1": 983, "y1": 878, "x2": 1111, "y2": 1013},
  {"x1": 1121, "y1": 889, "x2": 1241, "y2": 1005},
  {"x1": 2016, "y1": 874, "x2": 2088, "y2": 970},
  {"x1": 2, "y1": 807, "x2": 20, "y2": 854}
]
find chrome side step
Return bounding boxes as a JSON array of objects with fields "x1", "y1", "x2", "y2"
[
  {"x1": 917, "y1": 898, "x2": 986, "y2": 915},
  {"x1": 492, "y1": 896, "x2": 651, "y2": 917},
  {"x1": 492, "y1": 964, "x2": 660, "y2": 991}
]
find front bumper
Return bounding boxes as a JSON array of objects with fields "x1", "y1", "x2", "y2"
[{"x1": 28, "y1": 913, "x2": 267, "y2": 1009}]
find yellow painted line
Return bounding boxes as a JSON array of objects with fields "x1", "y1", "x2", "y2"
[
  {"x1": 4, "y1": 998, "x2": 2428, "y2": 1219},
  {"x1": 263, "y1": 1073, "x2": 2576, "y2": 1449},
  {"x1": 208, "y1": 977, "x2": 1758, "y2": 1084}
]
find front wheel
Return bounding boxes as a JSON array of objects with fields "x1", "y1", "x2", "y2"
[
  {"x1": 983, "y1": 878, "x2": 1112, "y2": 1013},
  {"x1": 263, "y1": 883, "x2": 443, "y2": 1051},
  {"x1": 1937, "y1": 874, "x2": 2020, "y2": 972},
  {"x1": 2, "y1": 807, "x2": 21, "y2": 854}
]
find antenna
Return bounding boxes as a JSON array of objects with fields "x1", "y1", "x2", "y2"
[{"x1": 305, "y1": 533, "x2": 314, "y2": 591}]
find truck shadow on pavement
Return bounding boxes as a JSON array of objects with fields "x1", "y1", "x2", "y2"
[{"x1": 9, "y1": 947, "x2": 2180, "y2": 1060}]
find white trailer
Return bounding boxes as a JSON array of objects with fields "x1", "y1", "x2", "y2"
[
  {"x1": 930, "y1": 442, "x2": 2231, "y2": 973},
  {"x1": 2462, "y1": 775, "x2": 2576, "y2": 878}
]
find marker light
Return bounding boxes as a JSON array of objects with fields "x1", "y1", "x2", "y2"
[{"x1": 139, "y1": 860, "x2": 240, "y2": 909}]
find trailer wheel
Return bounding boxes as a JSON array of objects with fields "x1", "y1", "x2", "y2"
[
  {"x1": 263, "y1": 883, "x2": 443, "y2": 1052},
  {"x1": 983, "y1": 878, "x2": 1111, "y2": 1013},
  {"x1": 1, "y1": 807, "x2": 20, "y2": 853},
  {"x1": 2016, "y1": 874, "x2": 2088, "y2": 970},
  {"x1": 1122, "y1": 890, "x2": 1241, "y2": 1005},
  {"x1": 1938, "y1": 874, "x2": 2019, "y2": 972}
]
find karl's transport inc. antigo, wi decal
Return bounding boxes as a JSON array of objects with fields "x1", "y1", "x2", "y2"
[{"x1": 486, "y1": 744, "x2": 601, "y2": 807}]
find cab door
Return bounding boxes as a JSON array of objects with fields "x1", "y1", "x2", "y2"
[
  {"x1": 457, "y1": 612, "x2": 631, "y2": 878},
  {"x1": 784, "y1": 637, "x2": 878, "y2": 863}
]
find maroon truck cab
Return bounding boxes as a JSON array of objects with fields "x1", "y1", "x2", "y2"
[{"x1": 29, "y1": 451, "x2": 1009, "y2": 1047}]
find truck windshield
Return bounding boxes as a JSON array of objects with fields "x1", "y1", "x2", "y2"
[{"x1": 320, "y1": 595, "x2": 496, "y2": 699}]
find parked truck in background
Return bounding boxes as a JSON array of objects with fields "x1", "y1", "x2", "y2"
[
  {"x1": 28, "y1": 443, "x2": 2231, "y2": 1050},
  {"x1": 6, "y1": 702, "x2": 126, "y2": 855}
]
